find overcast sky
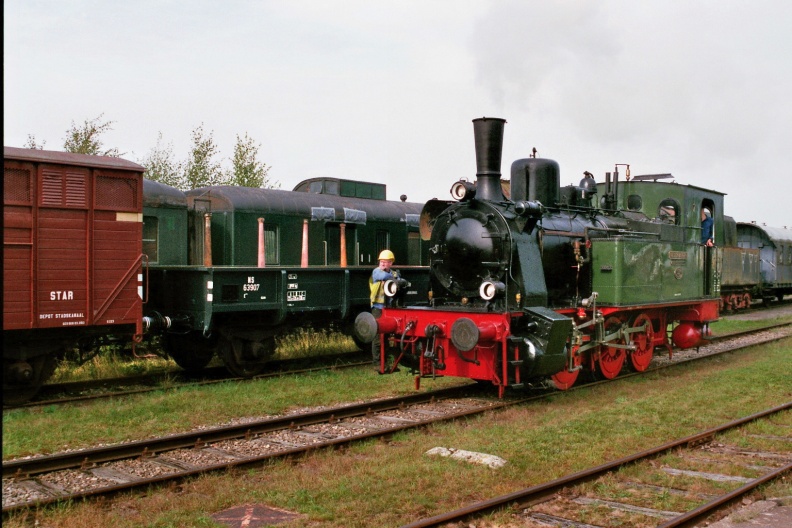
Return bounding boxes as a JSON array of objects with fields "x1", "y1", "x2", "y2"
[{"x1": 5, "y1": 0, "x2": 791, "y2": 228}]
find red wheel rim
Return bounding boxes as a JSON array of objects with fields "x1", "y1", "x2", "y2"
[
  {"x1": 629, "y1": 313, "x2": 654, "y2": 372},
  {"x1": 598, "y1": 316, "x2": 625, "y2": 379},
  {"x1": 551, "y1": 345, "x2": 581, "y2": 390}
]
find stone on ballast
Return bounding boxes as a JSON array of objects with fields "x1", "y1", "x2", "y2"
[{"x1": 425, "y1": 447, "x2": 507, "y2": 469}]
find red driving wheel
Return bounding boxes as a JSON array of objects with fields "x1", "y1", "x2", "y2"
[
  {"x1": 551, "y1": 344, "x2": 582, "y2": 390},
  {"x1": 597, "y1": 316, "x2": 626, "y2": 379},
  {"x1": 629, "y1": 313, "x2": 654, "y2": 372}
]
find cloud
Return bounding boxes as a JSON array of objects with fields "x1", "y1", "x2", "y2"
[
  {"x1": 4, "y1": 0, "x2": 791, "y2": 227},
  {"x1": 469, "y1": 1, "x2": 792, "y2": 226}
]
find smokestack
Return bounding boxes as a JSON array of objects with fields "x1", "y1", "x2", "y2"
[{"x1": 472, "y1": 117, "x2": 506, "y2": 201}]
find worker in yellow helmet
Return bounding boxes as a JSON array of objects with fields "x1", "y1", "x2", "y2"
[
  {"x1": 369, "y1": 249, "x2": 400, "y2": 371},
  {"x1": 370, "y1": 249, "x2": 397, "y2": 309}
]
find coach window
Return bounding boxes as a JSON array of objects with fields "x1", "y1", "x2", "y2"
[
  {"x1": 657, "y1": 198, "x2": 680, "y2": 225},
  {"x1": 265, "y1": 225, "x2": 279, "y2": 265},
  {"x1": 143, "y1": 216, "x2": 159, "y2": 263},
  {"x1": 408, "y1": 232, "x2": 422, "y2": 265},
  {"x1": 376, "y1": 229, "x2": 391, "y2": 259},
  {"x1": 324, "y1": 180, "x2": 339, "y2": 196}
]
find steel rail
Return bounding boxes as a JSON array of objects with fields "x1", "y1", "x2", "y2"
[
  {"x1": 2, "y1": 385, "x2": 508, "y2": 513},
  {"x1": 658, "y1": 462, "x2": 792, "y2": 528},
  {"x1": 706, "y1": 320, "x2": 791, "y2": 342},
  {"x1": 399, "y1": 402, "x2": 792, "y2": 528},
  {"x1": 2, "y1": 385, "x2": 481, "y2": 479},
  {"x1": 4, "y1": 331, "x2": 790, "y2": 513},
  {"x1": 7, "y1": 320, "x2": 788, "y2": 411},
  {"x1": 5, "y1": 330, "x2": 789, "y2": 478}
]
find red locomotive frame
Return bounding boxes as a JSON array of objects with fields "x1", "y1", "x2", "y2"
[{"x1": 378, "y1": 299, "x2": 718, "y2": 398}]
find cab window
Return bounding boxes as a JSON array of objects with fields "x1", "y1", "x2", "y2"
[{"x1": 657, "y1": 199, "x2": 680, "y2": 225}]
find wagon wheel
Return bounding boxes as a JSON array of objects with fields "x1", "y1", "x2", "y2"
[
  {"x1": 3, "y1": 354, "x2": 59, "y2": 406},
  {"x1": 351, "y1": 332, "x2": 369, "y2": 352},
  {"x1": 550, "y1": 344, "x2": 582, "y2": 390},
  {"x1": 742, "y1": 293, "x2": 752, "y2": 309},
  {"x1": 220, "y1": 335, "x2": 275, "y2": 378},
  {"x1": 628, "y1": 313, "x2": 654, "y2": 372},
  {"x1": 162, "y1": 331, "x2": 216, "y2": 373},
  {"x1": 596, "y1": 316, "x2": 626, "y2": 380},
  {"x1": 345, "y1": 315, "x2": 369, "y2": 351}
]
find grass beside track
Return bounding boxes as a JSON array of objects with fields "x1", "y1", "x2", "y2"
[{"x1": 4, "y1": 338, "x2": 791, "y2": 527}]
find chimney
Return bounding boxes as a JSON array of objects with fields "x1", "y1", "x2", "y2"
[{"x1": 472, "y1": 117, "x2": 506, "y2": 201}]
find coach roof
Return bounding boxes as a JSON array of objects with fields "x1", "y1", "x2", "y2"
[
  {"x1": 186, "y1": 184, "x2": 421, "y2": 224},
  {"x1": 738, "y1": 222, "x2": 792, "y2": 246},
  {"x1": 4, "y1": 146, "x2": 144, "y2": 172}
]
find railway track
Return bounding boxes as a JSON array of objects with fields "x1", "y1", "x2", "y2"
[
  {"x1": 400, "y1": 402, "x2": 791, "y2": 528},
  {"x1": 8, "y1": 321, "x2": 790, "y2": 411},
  {"x1": 708, "y1": 320, "x2": 791, "y2": 342},
  {"x1": 3, "y1": 329, "x2": 790, "y2": 514},
  {"x1": 2, "y1": 385, "x2": 499, "y2": 512}
]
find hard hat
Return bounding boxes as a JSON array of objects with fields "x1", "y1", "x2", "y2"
[{"x1": 378, "y1": 249, "x2": 395, "y2": 262}]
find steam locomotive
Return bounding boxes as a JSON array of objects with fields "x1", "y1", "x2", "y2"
[{"x1": 355, "y1": 117, "x2": 728, "y2": 396}]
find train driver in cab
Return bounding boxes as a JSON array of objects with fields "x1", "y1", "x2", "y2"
[
  {"x1": 369, "y1": 250, "x2": 400, "y2": 369},
  {"x1": 701, "y1": 208, "x2": 714, "y2": 246}
]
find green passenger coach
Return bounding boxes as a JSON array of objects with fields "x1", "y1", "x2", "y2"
[{"x1": 141, "y1": 177, "x2": 429, "y2": 377}]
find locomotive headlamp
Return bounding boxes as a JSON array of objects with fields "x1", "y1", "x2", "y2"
[
  {"x1": 450, "y1": 180, "x2": 476, "y2": 201},
  {"x1": 479, "y1": 280, "x2": 506, "y2": 300},
  {"x1": 384, "y1": 278, "x2": 410, "y2": 297}
]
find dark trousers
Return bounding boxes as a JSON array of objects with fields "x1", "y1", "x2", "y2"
[{"x1": 371, "y1": 307, "x2": 382, "y2": 365}]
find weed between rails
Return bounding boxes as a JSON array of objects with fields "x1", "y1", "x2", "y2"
[{"x1": 47, "y1": 329, "x2": 360, "y2": 385}]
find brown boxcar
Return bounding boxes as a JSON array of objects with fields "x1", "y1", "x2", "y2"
[{"x1": 3, "y1": 147, "x2": 145, "y2": 403}]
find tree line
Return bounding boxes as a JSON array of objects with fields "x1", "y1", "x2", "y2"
[{"x1": 24, "y1": 114, "x2": 278, "y2": 190}]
